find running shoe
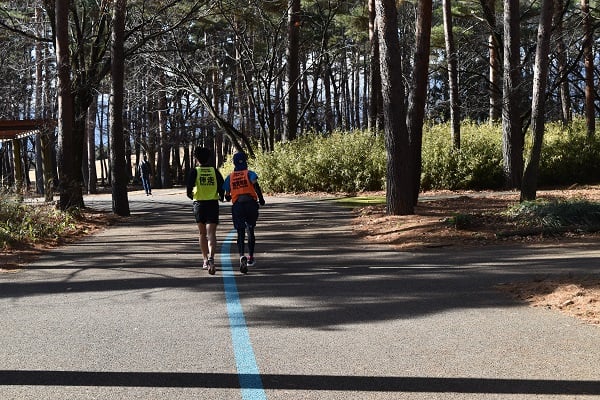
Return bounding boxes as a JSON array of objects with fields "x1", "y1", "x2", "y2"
[
  {"x1": 208, "y1": 257, "x2": 216, "y2": 275},
  {"x1": 247, "y1": 256, "x2": 256, "y2": 267},
  {"x1": 202, "y1": 260, "x2": 209, "y2": 270},
  {"x1": 239, "y1": 255, "x2": 248, "y2": 274}
]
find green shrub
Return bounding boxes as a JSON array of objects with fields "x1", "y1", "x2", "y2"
[
  {"x1": 253, "y1": 130, "x2": 385, "y2": 193},
  {"x1": 445, "y1": 212, "x2": 474, "y2": 229},
  {"x1": 250, "y1": 118, "x2": 599, "y2": 193},
  {"x1": 538, "y1": 121, "x2": 600, "y2": 186},
  {"x1": 421, "y1": 121, "x2": 504, "y2": 190},
  {"x1": 505, "y1": 198, "x2": 600, "y2": 231},
  {"x1": 0, "y1": 196, "x2": 76, "y2": 248}
]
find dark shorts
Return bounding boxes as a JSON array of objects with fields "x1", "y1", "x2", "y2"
[
  {"x1": 231, "y1": 200, "x2": 259, "y2": 230},
  {"x1": 193, "y1": 200, "x2": 220, "y2": 224}
]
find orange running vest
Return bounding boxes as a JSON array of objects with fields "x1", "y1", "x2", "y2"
[{"x1": 229, "y1": 170, "x2": 258, "y2": 203}]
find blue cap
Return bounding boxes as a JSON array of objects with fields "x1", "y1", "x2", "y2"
[{"x1": 233, "y1": 152, "x2": 248, "y2": 171}]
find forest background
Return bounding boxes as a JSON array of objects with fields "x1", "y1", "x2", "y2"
[{"x1": 0, "y1": 0, "x2": 599, "y2": 216}]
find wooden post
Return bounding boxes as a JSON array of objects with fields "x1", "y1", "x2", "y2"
[{"x1": 11, "y1": 138, "x2": 23, "y2": 200}]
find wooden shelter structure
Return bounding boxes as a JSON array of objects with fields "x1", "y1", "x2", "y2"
[
  {"x1": 0, "y1": 119, "x2": 56, "y2": 142},
  {"x1": 0, "y1": 119, "x2": 56, "y2": 197}
]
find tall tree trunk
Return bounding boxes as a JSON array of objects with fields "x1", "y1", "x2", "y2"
[
  {"x1": 41, "y1": 42, "x2": 56, "y2": 200},
  {"x1": 234, "y1": 24, "x2": 251, "y2": 149},
  {"x1": 407, "y1": 0, "x2": 433, "y2": 205},
  {"x1": 72, "y1": 89, "x2": 94, "y2": 197},
  {"x1": 98, "y1": 93, "x2": 107, "y2": 186},
  {"x1": 87, "y1": 96, "x2": 98, "y2": 194},
  {"x1": 324, "y1": 52, "x2": 334, "y2": 132},
  {"x1": 274, "y1": 75, "x2": 283, "y2": 139},
  {"x1": 481, "y1": 0, "x2": 501, "y2": 123},
  {"x1": 521, "y1": 0, "x2": 553, "y2": 201},
  {"x1": 109, "y1": 0, "x2": 130, "y2": 216},
  {"x1": 354, "y1": 52, "x2": 362, "y2": 129},
  {"x1": 11, "y1": 139, "x2": 23, "y2": 199},
  {"x1": 581, "y1": 0, "x2": 595, "y2": 138},
  {"x1": 34, "y1": 3, "x2": 45, "y2": 196},
  {"x1": 375, "y1": 0, "x2": 413, "y2": 215},
  {"x1": 368, "y1": 0, "x2": 383, "y2": 133},
  {"x1": 244, "y1": 34, "x2": 258, "y2": 142},
  {"x1": 283, "y1": 0, "x2": 300, "y2": 142},
  {"x1": 443, "y1": 0, "x2": 461, "y2": 149},
  {"x1": 554, "y1": 0, "x2": 572, "y2": 124},
  {"x1": 362, "y1": 50, "x2": 369, "y2": 130},
  {"x1": 145, "y1": 88, "x2": 158, "y2": 188},
  {"x1": 341, "y1": 56, "x2": 350, "y2": 130},
  {"x1": 501, "y1": 0, "x2": 523, "y2": 189},
  {"x1": 172, "y1": 93, "x2": 185, "y2": 181},
  {"x1": 55, "y1": 0, "x2": 81, "y2": 210},
  {"x1": 40, "y1": 128, "x2": 54, "y2": 202},
  {"x1": 331, "y1": 69, "x2": 342, "y2": 128},
  {"x1": 209, "y1": 64, "x2": 219, "y2": 156},
  {"x1": 124, "y1": 96, "x2": 133, "y2": 179},
  {"x1": 158, "y1": 71, "x2": 171, "y2": 188}
]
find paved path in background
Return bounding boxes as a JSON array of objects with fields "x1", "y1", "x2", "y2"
[{"x1": 1, "y1": 188, "x2": 600, "y2": 400}]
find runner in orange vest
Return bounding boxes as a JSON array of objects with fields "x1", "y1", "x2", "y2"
[{"x1": 223, "y1": 152, "x2": 265, "y2": 274}]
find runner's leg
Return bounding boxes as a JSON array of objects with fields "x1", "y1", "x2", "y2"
[
  {"x1": 246, "y1": 202, "x2": 259, "y2": 258},
  {"x1": 232, "y1": 202, "x2": 246, "y2": 256},
  {"x1": 247, "y1": 224, "x2": 255, "y2": 257},
  {"x1": 206, "y1": 222, "x2": 217, "y2": 259},
  {"x1": 198, "y1": 222, "x2": 209, "y2": 261}
]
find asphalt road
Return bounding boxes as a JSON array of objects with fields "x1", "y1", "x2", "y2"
[{"x1": 1, "y1": 188, "x2": 600, "y2": 400}]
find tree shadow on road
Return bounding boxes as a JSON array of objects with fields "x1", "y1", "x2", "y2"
[{"x1": 0, "y1": 370, "x2": 598, "y2": 395}]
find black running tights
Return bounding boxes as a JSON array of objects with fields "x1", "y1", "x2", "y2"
[{"x1": 237, "y1": 225, "x2": 255, "y2": 257}]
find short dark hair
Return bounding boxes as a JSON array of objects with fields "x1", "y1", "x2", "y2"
[{"x1": 194, "y1": 147, "x2": 211, "y2": 164}]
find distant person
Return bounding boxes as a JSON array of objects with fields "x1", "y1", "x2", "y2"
[
  {"x1": 223, "y1": 152, "x2": 265, "y2": 274},
  {"x1": 139, "y1": 156, "x2": 152, "y2": 196},
  {"x1": 186, "y1": 147, "x2": 224, "y2": 275}
]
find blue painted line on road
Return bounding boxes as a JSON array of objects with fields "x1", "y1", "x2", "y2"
[{"x1": 221, "y1": 229, "x2": 267, "y2": 400}]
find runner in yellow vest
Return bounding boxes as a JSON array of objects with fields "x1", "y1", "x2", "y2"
[{"x1": 186, "y1": 147, "x2": 224, "y2": 275}]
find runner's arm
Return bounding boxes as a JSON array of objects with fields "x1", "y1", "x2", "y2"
[
  {"x1": 186, "y1": 169, "x2": 197, "y2": 200},
  {"x1": 223, "y1": 176, "x2": 231, "y2": 202},
  {"x1": 215, "y1": 170, "x2": 225, "y2": 201},
  {"x1": 248, "y1": 171, "x2": 265, "y2": 205},
  {"x1": 254, "y1": 181, "x2": 265, "y2": 206}
]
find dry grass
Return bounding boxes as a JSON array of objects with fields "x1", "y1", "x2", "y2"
[
  {"x1": 352, "y1": 186, "x2": 600, "y2": 326},
  {"x1": 496, "y1": 277, "x2": 600, "y2": 325},
  {"x1": 0, "y1": 207, "x2": 121, "y2": 271}
]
